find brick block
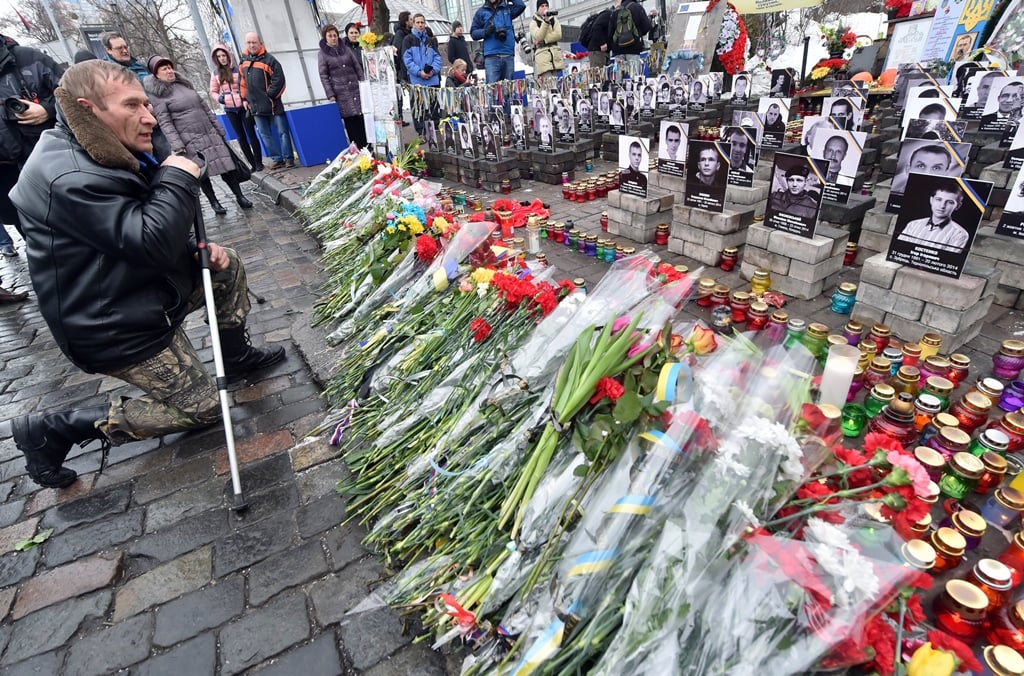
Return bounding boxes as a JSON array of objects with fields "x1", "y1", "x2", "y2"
[
  {"x1": 682, "y1": 241, "x2": 722, "y2": 265},
  {"x1": 672, "y1": 204, "x2": 691, "y2": 225},
  {"x1": 963, "y1": 258, "x2": 1004, "y2": 297},
  {"x1": 891, "y1": 267, "x2": 986, "y2": 311},
  {"x1": 667, "y1": 237, "x2": 684, "y2": 255},
  {"x1": 770, "y1": 274, "x2": 824, "y2": 299},
  {"x1": 689, "y1": 207, "x2": 748, "y2": 235},
  {"x1": 994, "y1": 259, "x2": 1024, "y2": 289},
  {"x1": 742, "y1": 246, "x2": 791, "y2": 275},
  {"x1": 607, "y1": 188, "x2": 674, "y2": 214},
  {"x1": 857, "y1": 230, "x2": 892, "y2": 253},
  {"x1": 725, "y1": 181, "x2": 769, "y2": 205},
  {"x1": 818, "y1": 194, "x2": 876, "y2": 225},
  {"x1": 993, "y1": 285, "x2": 1020, "y2": 308},
  {"x1": 851, "y1": 302, "x2": 887, "y2": 327},
  {"x1": 920, "y1": 295, "x2": 993, "y2": 334},
  {"x1": 970, "y1": 231, "x2": 1024, "y2": 267},
  {"x1": 872, "y1": 179, "x2": 891, "y2": 205},
  {"x1": 814, "y1": 224, "x2": 851, "y2": 256},
  {"x1": 789, "y1": 252, "x2": 844, "y2": 283},
  {"x1": 980, "y1": 164, "x2": 1013, "y2": 189},
  {"x1": 862, "y1": 208, "x2": 896, "y2": 234},
  {"x1": 766, "y1": 229, "x2": 833, "y2": 264},
  {"x1": 860, "y1": 253, "x2": 902, "y2": 289},
  {"x1": 745, "y1": 223, "x2": 772, "y2": 250},
  {"x1": 671, "y1": 222, "x2": 705, "y2": 244},
  {"x1": 856, "y1": 282, "x2": 925, "y2": 320},
  {"x1": 704, "y1": 230, "x2": 748, "y2": 251},
  {"x1": 977, "y1": 144, "x2": 1007, "y2": 166}
]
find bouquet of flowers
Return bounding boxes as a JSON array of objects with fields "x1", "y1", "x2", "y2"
[
  {"x1": 822, "y1": 25, "x2": 858, "y2": 55},
  {"x1": 707, "y1": 0, "x2": 747, "y2": 74},
  {"x1": 358, "y1": 30, "x2": 383, "y2": 50}
]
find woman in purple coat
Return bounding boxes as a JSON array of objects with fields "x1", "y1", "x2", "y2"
[{"x1": 318, "y1": 24, "x2": 368, "y2": 149}]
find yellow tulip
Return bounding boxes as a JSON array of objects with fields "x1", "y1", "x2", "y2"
[{"x1": 907, "y1": 642, "x2": 956, "y2": 676}]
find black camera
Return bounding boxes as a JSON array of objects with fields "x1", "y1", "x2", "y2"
[
  {"x1": 423, "y1": 64, "x2": 434, "y2": 74},
  {"x1": 496, "y1": 29, "x2": 508, "y2": 41},
  {"x1": 547, "y1": 10, "x2": 558, "y2": 16},
  {"x1": 3, "y1": 97, "x2": 28, "y2": 118}
]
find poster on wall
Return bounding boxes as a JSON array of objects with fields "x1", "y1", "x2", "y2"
[
  {"x1": 657, "y1": 120, "x2": 687, "y2": 178},
  {"x1": 886, "y1": 139, "x2": 970, "y2": 212},
  {"x1": 919, "y1": 0, "x2": 969, "y2": 62},
  {"x1": 886, "y1": 174, "x2": 993, "y2": 278},
  {"x1": 943, "y1": 0, "x2": 999, "y2": 63},
  {"x1": 884, "y1": 18, "x2": 933, "y2": 72},
  {"x1": 996, "y1": 168, "x2": 1024, "y2": 238},
  {"x1": 759, "y1": 98, "x2": 789, "y2": 149},
  {"x1": 764, "y1": 153, "x2": 829, "y2": 239},
  {"x1": 684, "y1": 140, "x2": 729, "y2": 213},
  {"x1": 722, "y1": 126, "x2": 757, "y2": 188},
  {"x1": 618, "y1": 136, "x2": 650, "y2": 198},
  {"x1": 805, "y1": 129, "x2": 866, "y2": 204}
]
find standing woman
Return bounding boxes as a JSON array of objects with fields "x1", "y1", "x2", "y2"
[
  {"x1": 145, "y1": 56, "x2": 252, "y2": 214},
  {"x1": 344, "y1": 23, "x2": 363, "y2": 62},
  {"x1": 318, "y1": 24, "x2": 368, "y2": 149},
  {"x1": 209, "y1": 44, "x2": 263, "y2": 171}
]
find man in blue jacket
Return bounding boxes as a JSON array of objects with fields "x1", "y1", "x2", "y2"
[
  {"x1": 403, "y1": 15, "x2": 442, "y2": 136},
  {"x1": 471, "y1": 0, "x2": 527, "y2": 84}
]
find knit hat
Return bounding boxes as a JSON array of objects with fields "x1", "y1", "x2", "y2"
[
  {"x1": 452, "y1": 20, "x2": 462, "y2": 29},
  {"x1": 785, "y1": 163, "x2": 809, "y2": 178},
  {"x1": 537, "y1": 0, "x2": 548, "y2": 9},
  {"x1": 147, "y1": 55, "x2": 173, "y2": 75},
  {"x1": 74, "y1": 49, "x2": 97, "y2": 64}
]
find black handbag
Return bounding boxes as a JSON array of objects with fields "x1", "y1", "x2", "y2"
[{"x1": 226, "y1": 143, "x2": 252, "y2": 181}]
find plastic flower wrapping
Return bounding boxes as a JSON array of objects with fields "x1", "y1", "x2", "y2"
[{"x1": 294, "y1": 153, "x2": 963, "y2": 676}]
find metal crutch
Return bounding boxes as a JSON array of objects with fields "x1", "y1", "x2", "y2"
[{"x1": 192, "y1": 180, "x2": 248, "y2": 513}]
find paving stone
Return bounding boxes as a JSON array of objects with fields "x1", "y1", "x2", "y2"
[
  {"x1": 0, "y1": 587, "x2": 15, "y2": 621},
  {"x1": 227, "y1": 453, "x2": 295, "y2": 495},
  {"x1": 113, "y1": 547, "x2": 212, "y2": 621},
  {"x1": 254, "y1": 398, "x2": 327, "y2": 434},
  {"x1": 136, "y1": 632, "x2": 217, "y2": 676},
  {"x1": 250, "y1": 632, "x2": 342, "y2": 675},
  {"x1": 0, "y1": 500, "x2": 25, "y2": 530},
  {"x1": 214, "y1": 430, "x2": 294, "y2": 475},
  {"x1": 132, "y1": 455, "x2": 215, "y2": 505},
  {"x1": 128, "y1": 508, "x2": 228, "y2": 565},
  {"x1": 219, "y1": 591, "x2": 311, "y2": 675},
  {"x1": 297, "y1": 492, "x2": 346, "y2": 539},
  {"x1": 295, "y1": 458, "x2": 347, "y2": 505},
  {"x1": 0, "y1": 517, "x2": 38, "y2": 555},
  {"x1": 362, "y1": 644, "x2": 448, "y2": 676},
  {"x1": 23, "y1": 476, "x2": 96, "y2": 515},
  {"x1": 339, "y1": 606, "x2": 412, "y2": 671},
  {"x1": 324, "y1": 523, "x2": 368, "y2": 571},
  {"x1": 2, "y1": 591, "x2": 111, "y2": 665},
  {"x1": 248, "y1": 539, "x2": 328, "y2": 607},
  {"x1": 13, "y1": 551, "x2": 122, "y2": 620},
  {"x1": 44, "y1": 510, "x2": 143, "y2": 567},
  {"x1": 144, "y1": 480, "x2": 224, "y2": 533},
  {"x1": 63, "y1": 613, "x2": 153, "y2": 676},
  {"x1": 290, "y1": 436, "x2": 336, "y2": 473},
  {"x1": 0, "y1": 650, "x2": 64, "y2": 675},
  {"x1": 213, "y1": 510, "x2": 296, "y2": 578},
  {"x1": 39, "y1": 484, "x2": 131, "y2": 535},
  {"x1": 0, "y1": 548, "x2": 39, "y2": 588},
  {"x1": 309, "y1": 559, "x2": 387, "y2": 625},
  {"x1": 153, "y1": 575, "x2": 244, "y2": 647}
]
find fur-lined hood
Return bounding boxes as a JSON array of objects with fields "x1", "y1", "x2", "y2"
[
  {"x1": 143, "y1": 72, "x2": 195, "y2": 98},
  {"x1": 54, "y1": 86, "x2": 143, "y2": 174}
]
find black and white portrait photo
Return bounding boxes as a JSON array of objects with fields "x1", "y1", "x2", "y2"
[
  {"x1": 684, "y1": 140, "x2": 729, "y2": 213},
  {"x1": 769, "y1": 69, "x2": 792, "y2": 97},
  {"x1": 758, "y1": 98, "x2": 789, "y2": 149},
  {"x1": 722, "y1": 126, "x2": 757, "y2": 188},
  {"x1": 618, "y1": 135, "x2": 649, "y2": 198},
  {"x1": 805, "y1": 129, "x2": 866, "y2": 204},
  {"x1": 887, "y1": 139, "x2": 970, "y2": 212},
  {"x1": 657, "y1": 120, "x2": 687, "y2": 177},
  {"x1": 764, "y1": 153, "x2": 829, "y2": 238}
]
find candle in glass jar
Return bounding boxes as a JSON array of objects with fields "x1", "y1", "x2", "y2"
[
  {"x1": 986, "y1": 601, "x2": 1024, "y2": 652},
  {"x1": 933, "y1": 579, "x2": 988, "y2": 640},
  {"x1": 919, "y1": 333, "x2": 943, "y2": 360},
  {"x1": 981, "y1": 644, "x2": 1024, "y2": 676},
  {"x1": 820, "y1": 344, "x2": 861, "y2": 409},
  {"x1": 982, "y1": 487, "x2": 1024, "y2": 529},
  {"x1": 966, "y1": 558, "x2": 1014, "y2": 612}
]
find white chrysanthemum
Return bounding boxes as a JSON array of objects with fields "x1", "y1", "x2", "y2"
[
  {"x1": 734, "y1": 500, "x2": 761, "y2": 527},
  {"x1": 805, "y1": 518, "x2": 880, "y2": 607}
]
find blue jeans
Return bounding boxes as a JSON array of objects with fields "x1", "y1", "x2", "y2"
[
  {"x1": 484, "y1": 54, "x2": 515, "y2": 84},
  {"x1": 0, "y1": 224, "x2": 12, "y2": 248},
  {"x1": 253, "y1": 113, "x2": 294, "y2": 163}
]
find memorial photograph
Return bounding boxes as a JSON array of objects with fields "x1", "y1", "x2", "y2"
[
  {"x1": 887, "y1": 175, "x2": 992, "y2": 278},
  {"x1": 684, "y1": 140, "x2": 729, "y2": 213},
  {"x1": 764, "y1": 153, "x2": 829, "y2": 238},
  {"x1": 657, "y1": 120, "x2": 687, "y2": 177},
  {"x1": 887, "y1": 139, "x2": 970, "y2": 212},
  {"x1": 618, "y1": 136, "x2": 649, "y2": 198},
  {"x1": 805, "y1": 129, "x2": 866, "y2": 204}
]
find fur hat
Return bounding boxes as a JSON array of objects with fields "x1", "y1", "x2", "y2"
[{"x1": 147, "y1": 55, "x2": 173, "y2": 75}]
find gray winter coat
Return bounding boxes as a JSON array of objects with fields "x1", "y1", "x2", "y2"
[
  {"x1": 144, "y1": 73, "x2": 233, "y2": 177},
  {"x1": 317, "y1": 39, "x2": 363, "y2": 119}
]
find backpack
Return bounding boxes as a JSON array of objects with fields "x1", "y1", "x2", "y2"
[
  {"x1": 612, "y1": 6, "x2": 640, "y2": 48},
  {"x1": 579, "y1": 12, "x2": 599, "y2": 47}
]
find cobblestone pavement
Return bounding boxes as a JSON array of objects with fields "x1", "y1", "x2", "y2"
[{"x1": 0, "y1": 150, "x2": 1021, "y2": 675}]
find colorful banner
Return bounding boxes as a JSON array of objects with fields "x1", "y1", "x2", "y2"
[{"x1": 729, "y1": 0, "x2": 821, "y2": 14}]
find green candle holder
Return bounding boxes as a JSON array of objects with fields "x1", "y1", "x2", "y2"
[{"x1": 841, "y1": 403, "x2": 868, "y2": 438}]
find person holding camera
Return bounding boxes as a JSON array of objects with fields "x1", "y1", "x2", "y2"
[
  {"x1": 0, "y1": 34, "x2": 62, "y2": 292},
  {"x1": 471, "y1": 0, "x2": 527, "y2": 84},
  {"x1": 403, "y1": 14, "x2": 442, "y2": 136},
  {"x1": 531, "y1": 0, "x2": 564, "y2": 79}
]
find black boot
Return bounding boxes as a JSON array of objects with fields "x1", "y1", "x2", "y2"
[
  {"x1": 219, "y1": 326, "x2": 286, "y2": 380},
  {"x1": 201, "y1": 177, "x2": 227, "y2": 215},
  {"x1": 12, "y1": 405, "x2": 110, "y2": 489},
  {"x1": 227, "y1": 178, "x2": 253, "y2": 209}
]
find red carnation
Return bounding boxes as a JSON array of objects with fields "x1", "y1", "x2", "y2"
[
  {"x1": 415, "y1": 234, "x2": 439, "y2": 263},
  {"x1": 470, "y1": 317, "x2": 492, "y2": 343},
  {"x1": 589, "y1": 376, "x2": 625, "y2": 405}
]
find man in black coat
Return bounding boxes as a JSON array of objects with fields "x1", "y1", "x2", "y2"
[
  {"x1": 585, "y1": 7, "x2": 613, "y2": 71},
  {"x1": 608, "y1": 0, "x2": 651, "y2": 66},
  {"x1": 0, "y1": 33, "x2": 63, "y2": 299},
  {"x1": 394, "y1": 11, "x2": 413, "y2": 126},
  {"x1": 9, "y1": 61, "x2": 284, "y2": 489},
  {"x1": 446, "y1": 21, "x2": 472, "y2": 68}
]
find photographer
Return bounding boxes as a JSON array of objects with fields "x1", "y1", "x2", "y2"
[
  {"x1": 471, "y1": 0, "x2": 527, "y2": 84},
  {"x1": 403, "y1": 14, "x2": 442, "y2": 136},
  {"x1": 0, "y1": 33, "x2": 62, "y2": 294},
  {"x1": 531, "y1": 0, "x2": 564, "y2": 79}
]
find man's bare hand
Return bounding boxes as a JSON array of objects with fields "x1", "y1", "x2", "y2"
[
  {"x1": 15, "y1": 101, "x2": 49, "y2": 126},
  {"x1": 207, "y1": 243, "x2": 229, "y2": 271},
  {"x1": 162, "y1": 154, "x2": 201, "y2": 178}
]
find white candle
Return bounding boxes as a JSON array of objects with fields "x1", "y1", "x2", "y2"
[{"x1": 819, "y1": 344, "x2": 861, "y2": 409}]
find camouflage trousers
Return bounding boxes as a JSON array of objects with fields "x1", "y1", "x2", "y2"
[{"x1": 98, "y1": 248, "x2": 251, "y2": 445}]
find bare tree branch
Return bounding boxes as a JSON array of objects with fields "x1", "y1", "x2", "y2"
[{"x1": 0, "y1": 0, "x2": 78, "y2": 45}]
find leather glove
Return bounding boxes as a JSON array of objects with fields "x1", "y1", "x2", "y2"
[{"x1": 485, "y1": 22, "x2": 496, "y2": 37}]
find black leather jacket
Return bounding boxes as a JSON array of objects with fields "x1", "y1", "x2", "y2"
[{"x1": 10, "y1": 88, "x2": 202, "y2": 373}]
